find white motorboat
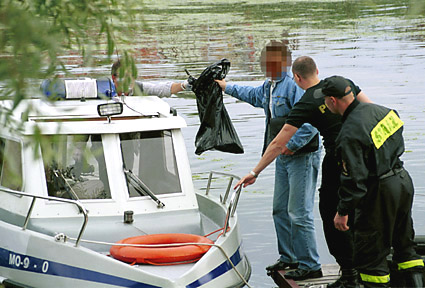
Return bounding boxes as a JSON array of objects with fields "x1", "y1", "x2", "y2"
[{"x1": 0, "y1": 79, "x2": 251, "y2": 288}]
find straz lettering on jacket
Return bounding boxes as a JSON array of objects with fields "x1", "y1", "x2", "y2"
[{"x1": 370, "y1": 110, "x2": 404, "y2": 149}]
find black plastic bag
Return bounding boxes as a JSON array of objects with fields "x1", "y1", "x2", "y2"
[{"x1": 187, "y1": 59, "x2": 244, "y2": 155}]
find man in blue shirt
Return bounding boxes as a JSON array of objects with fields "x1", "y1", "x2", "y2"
[{"x1": 216, "y1": 40, "x2": 322, "y2": 280}]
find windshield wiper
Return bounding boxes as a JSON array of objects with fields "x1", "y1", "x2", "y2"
[
  {"x1": 53, "y1": 169, "x2": 80, "y2": 201},
  {"x1": 51, "y1": 169, "x2": 84, "y2": 213},
  {"x1": 124, "y1": 168, "x2": 165, "y2": 209}
]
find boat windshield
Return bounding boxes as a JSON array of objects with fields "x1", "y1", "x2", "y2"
[
  {"x1": 120, "y1": 130, "x2": 182, "y2": 196},
  {"x1": 42, "y1": 134, "x2": 111, "y2": 200}
]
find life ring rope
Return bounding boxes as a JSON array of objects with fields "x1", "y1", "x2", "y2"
[
  {"x1": 128, "y1": 250, "x2": 202, "y2": 266},
  {"x1": 109, "y1": 233, "x2": 214, "y2": 265}
]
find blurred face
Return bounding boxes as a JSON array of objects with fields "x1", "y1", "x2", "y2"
[
  {"x1": 261, "y1": 47, "x2": 291, "y2": 80},
  {"x1": 266, "y1": 51, "x2": 283, "y2": 80}
]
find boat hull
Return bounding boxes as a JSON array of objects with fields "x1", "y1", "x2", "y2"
[
  {"x1": 0, "y1": 195, "x2": 251, "y2": 288},
  {"x1": 0, "y1": 96, "x2": 251, "y2": 287}
]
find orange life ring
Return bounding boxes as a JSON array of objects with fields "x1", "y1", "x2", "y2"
[{"x1": 110, "y1": 233, "x2": 214, "y2": 265}]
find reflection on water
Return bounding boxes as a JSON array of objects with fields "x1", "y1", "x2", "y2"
[{"x1": 60, "y1": 1, "x2": 425, "y2": 286}]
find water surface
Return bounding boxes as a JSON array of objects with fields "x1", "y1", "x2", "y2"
[{"x1": 64, "y1": 1, "x2": 425, "y2": 286}]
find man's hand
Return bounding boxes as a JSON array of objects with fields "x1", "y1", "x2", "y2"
[
  {"x1": 215, "y1": 79, "x2": 226, "y2": 91},
  {"x1": 334, "y1": 212, "x2": 349, "y2": 231},
  {"x1": 234, "y1": 173, "x2": 257, "y2": 190},
  {"x1": 281, "y1": 146, "x2": 294, "y2": 155},
  {"x1": 182, "y1": 79, "x2": 193, "y2": 91}
]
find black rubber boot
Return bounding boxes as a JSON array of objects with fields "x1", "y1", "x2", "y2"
[
  {"x1": 403, "y1": 271, "x2": 424, "y2": 288},
  {"x1": 327, "y1": 268, "x2": 360, "y2": 288}
]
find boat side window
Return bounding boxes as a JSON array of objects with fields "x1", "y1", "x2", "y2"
[
  {"x1": 120, "y1": 130, "x2": 182, "y2": 197},
  {"x1": 0, "y1": 137, "x2": 23, "y2": 191},
  {"x1": 41, "y1": 134, "x2": 111, "y2": 200}
]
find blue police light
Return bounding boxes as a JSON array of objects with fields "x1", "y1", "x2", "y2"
[
  {"x1": 97, "y1": 78, "x2": 117, "y2": 98},
  {"x1": 41, "y1": 78, "x2": 117, "y2": 100}
]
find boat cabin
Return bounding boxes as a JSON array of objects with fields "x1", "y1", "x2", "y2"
[{"x1": 0, "y1": 79, "x2": 203, "y2": 244}]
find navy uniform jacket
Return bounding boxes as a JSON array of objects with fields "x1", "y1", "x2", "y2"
[{"x1": 336, "y1": 99, "x2": 405, "y2": 215}]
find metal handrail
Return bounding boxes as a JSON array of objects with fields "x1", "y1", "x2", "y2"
[
  {"x1": 205, "y1": 171, "x2": 239, "y2": 200},
  {"x1": 0, "y1": 188, "x2": 88, "y2": 247},
  {"x1": 204, "y1": 171, "x2": 243, "y2": 236},
  {"x1": 230, "y1": 186, "x2": 242, "y2": 218},
  {"x1": 222, "y1": 199, "x2": 232, "y2": 237}
]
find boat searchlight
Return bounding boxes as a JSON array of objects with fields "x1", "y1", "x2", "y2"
[{"x1": 97, "y1": 102, "x2": 123, "y2": 123}]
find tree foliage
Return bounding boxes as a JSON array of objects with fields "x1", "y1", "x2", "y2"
[{"x1": 0, "y1": 0, "x2": 138, "y2": 107}]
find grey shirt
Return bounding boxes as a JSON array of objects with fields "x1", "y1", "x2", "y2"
[{"x1": 134, "y1": 80, "x2": 173, "y2": 97}]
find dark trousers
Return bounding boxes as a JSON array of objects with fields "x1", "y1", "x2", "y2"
[
  {"x1": 319, "y1": 150, "x2": 355, "y2": 269},
  {"x1": 354, "y1": 169, "x2": 421, "y2": 283}
]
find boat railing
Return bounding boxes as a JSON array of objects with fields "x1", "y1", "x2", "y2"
[
  {"x1": 205, "y1": 171, "x2": 242, "y2": 236},
  {"x1": 0, "y1": 187, "x2": 88, "y2": 247}
]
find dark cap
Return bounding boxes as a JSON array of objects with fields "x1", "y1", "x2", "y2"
[{"x1": 314, "y1": 76, "x2": 352, "y2": 99}]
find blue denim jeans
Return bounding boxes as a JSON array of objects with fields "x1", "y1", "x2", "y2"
[{"x1": 273, "y1": 149, "x2": 321, "y2": 271}]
